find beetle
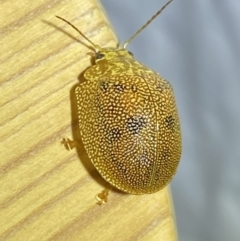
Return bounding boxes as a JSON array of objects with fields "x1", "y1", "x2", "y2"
[{"x1": 57, "y1": 0, "x2": 181, "y2": 203}]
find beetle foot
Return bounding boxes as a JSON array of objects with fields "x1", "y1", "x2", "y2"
[{"x1": 96, "y1": 188, "x2": 110, "y2": 205}]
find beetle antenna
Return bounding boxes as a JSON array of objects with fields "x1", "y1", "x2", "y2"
[
  {"x1": 56, "y1": 16, "x2": 100, "y2": 51},
  {"x1": 123, "y1": 0, "x2": 174, "y2": 49}
]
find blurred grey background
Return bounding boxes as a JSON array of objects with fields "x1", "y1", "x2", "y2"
[{"x1": 100, "y1": 0, "x2": 240, "y2": 240}]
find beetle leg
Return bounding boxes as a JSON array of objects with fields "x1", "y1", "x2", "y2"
[{"x1": 61, "y1": 138, "x2": 77, "y2": 150}]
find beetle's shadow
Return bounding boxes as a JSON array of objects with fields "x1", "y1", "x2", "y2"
[{"x1": 69, "y1": 68, "x2": 125, "y2": 195}]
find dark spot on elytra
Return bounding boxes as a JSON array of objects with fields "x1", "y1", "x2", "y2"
[
  {"x1": 160, "y1": 148, "x2": 172, "y2": 167},
  {"x1": 99, "y1": 81, "x2": 109, "y2": 93},
  {"x1": 156, "y1": 82, "x2": 164, "y2": 92},
  {"x1": 165, "y1": 115, "x2": 175, "y2": 130},
  {"x1": 114, "y1": 83, "x2": 125, "y2": 93},
  {"x1": 131, "y1": 85, "x2": 137, "y2": 92},
  {"x1": 106, "y1": 128, "x2": 122, "y2": 143},
  {"x1": 127, "y1": 116, "x2": 146, "y2": 135},
  {"x1": 156, "y1": 79, "x2": 171, "y2": 92}
]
